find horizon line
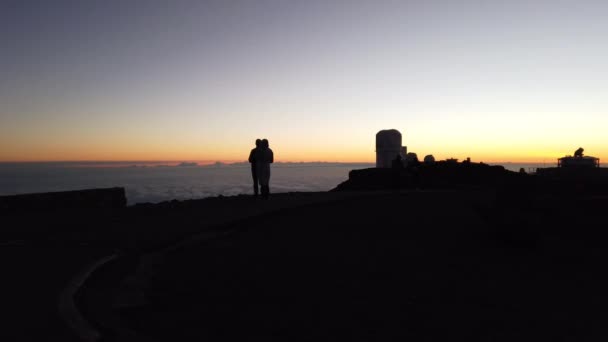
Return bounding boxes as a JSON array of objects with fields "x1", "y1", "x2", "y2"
[{"x1": 0, "y1": 159, "x2": 579, "y2": 165}]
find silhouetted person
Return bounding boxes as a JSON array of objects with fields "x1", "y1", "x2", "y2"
[
  {"x1": 248, "y1": 139, "x2": 262, "y2": 196},
  {"x1": 256, "y1": 139, "x2": 274, "y2": 199},
  {"x1": 574, "y1": 147, "x2": 584, "y2": 158}
]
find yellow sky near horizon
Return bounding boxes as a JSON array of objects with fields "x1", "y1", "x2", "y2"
[
  {"x1": 1, "y1": 108, "x2": 606, "y2": 163},
  {"x1": 1, "y1": 131, "x2": 605, "y2": 164}
]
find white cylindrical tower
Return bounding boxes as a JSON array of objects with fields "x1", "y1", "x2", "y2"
[{"x1": 376, "y1": 129, "x2": 402, "y2": 168}]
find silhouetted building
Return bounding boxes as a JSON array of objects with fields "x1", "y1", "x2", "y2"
[
  {"x1": 423, "y1": 155, "x2": 436, "y2": 165},
  {"x1": 405, "y1": 152, "x2": 419, "y2": 164},
  {"x1": 391, "y1": 155, "x2": 404, "y2": 169},
  {"x1": 376, "y1": 129, "x2": 406, "y2": 168},
  {"x1": 536, "y1": 148, "x2": 606, "y2": 180},
  {"x1": 558, "y1": 147, "x2": 599, "y2": 168}
]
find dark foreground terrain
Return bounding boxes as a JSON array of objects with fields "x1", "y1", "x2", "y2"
[
  {"x1": 3, "y1": 164, "x2": 608, "y2": 341},
  {"x1": 119, "y1": 189, "x2": 608, "y2": 341},
  {"x1": 0, "y1": 190, "x2": 368, "y2": 341}
]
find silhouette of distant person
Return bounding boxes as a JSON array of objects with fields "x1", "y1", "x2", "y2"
[
  {"x1": 256, "y1": 139, "x2": 274, "y2": 199},
  {"x1": 248, "y1": 139, "x2": 262, "y2": 196},
  {"x1": 575, "y1": 147, "x2": 584, "y2": 158}
]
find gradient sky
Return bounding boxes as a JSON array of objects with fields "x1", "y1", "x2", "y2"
[{"x1": 1, "y1": 0, "x2": 607, "y2": 163}]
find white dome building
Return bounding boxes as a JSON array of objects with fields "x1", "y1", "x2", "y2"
[{"x1": 376, "y1": 129, "x2": 405, "y2": 168}]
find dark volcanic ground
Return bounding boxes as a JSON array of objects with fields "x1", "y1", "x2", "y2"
[
  {"x1": 0, "y1": 244, "x2": 110, "y2": 341},
  {"x1": 121, "y1": 190, "x2": 608, "y2": 341},
  {"x1": 3, "y1": 187, "x2": 607, "y2": 341},
  {"x1": 0, "y1": 191, "x2": 370, "y2": 340}
]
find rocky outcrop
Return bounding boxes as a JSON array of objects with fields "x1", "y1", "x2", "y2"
[{"x1": 331, "y1": 162, "x2": 525, "y2": 191}]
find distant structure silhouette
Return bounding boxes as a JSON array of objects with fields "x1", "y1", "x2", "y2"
[
  {"x1": 423, "y1": 155, "x2": 436, "y2": 165},
  {"x1": 405, "y1": 152, "x2": 419, "y2": 166},
  {"x1": 248, "y1": 139, "x2": 262, "y2": 196},
  {"x1": 256, "y1": 139, "x2": 274, "y2": 199},
  {"x1": 391, "y1": 155, "x2": 404, "y2": 169},
  {"x1": 376, "y1": 129, "x2": 407, "y2": 168},
  {"x1": 558, "y1": 147, "x2": 599, "y2": 168}
]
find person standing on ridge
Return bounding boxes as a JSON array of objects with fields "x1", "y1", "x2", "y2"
[
  {"x1": 256, "y1": 139, "x2": 274, "y2": 199},
  {"x1": 248, "y1": 139, "x2": 262, "y2": 196}
]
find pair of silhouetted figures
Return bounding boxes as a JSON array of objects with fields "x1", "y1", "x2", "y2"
[{"x1": 248, "y1": 139, "x2": 274, "y2": 198}]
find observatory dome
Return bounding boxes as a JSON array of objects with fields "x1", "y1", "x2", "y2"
[{"x1": 376, "y1": 129, "x2": 403, "y2": 168}]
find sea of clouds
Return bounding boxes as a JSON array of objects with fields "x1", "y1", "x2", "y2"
[
  {"x1": 0, "y1": 162, "x2": 371, "y2": 204},
  {"x1": 0, "y1": 161, "x2": 591, "y2": 204}
]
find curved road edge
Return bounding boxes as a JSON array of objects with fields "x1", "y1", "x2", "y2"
[{"x1": 58, "y1": 254, "x2": 118, "y2": 342}]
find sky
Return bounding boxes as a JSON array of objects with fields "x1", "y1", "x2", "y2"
[{"x1": 1, "y1": 0, "x2": 607, "y2": 163}]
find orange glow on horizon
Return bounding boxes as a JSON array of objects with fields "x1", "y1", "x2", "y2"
[
  {"x1": 1, "y1": 129, "x2": 606, "y2": 164},
  {"x1": 1, "y1": 148, "x2": 605, "y2": 165}
]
